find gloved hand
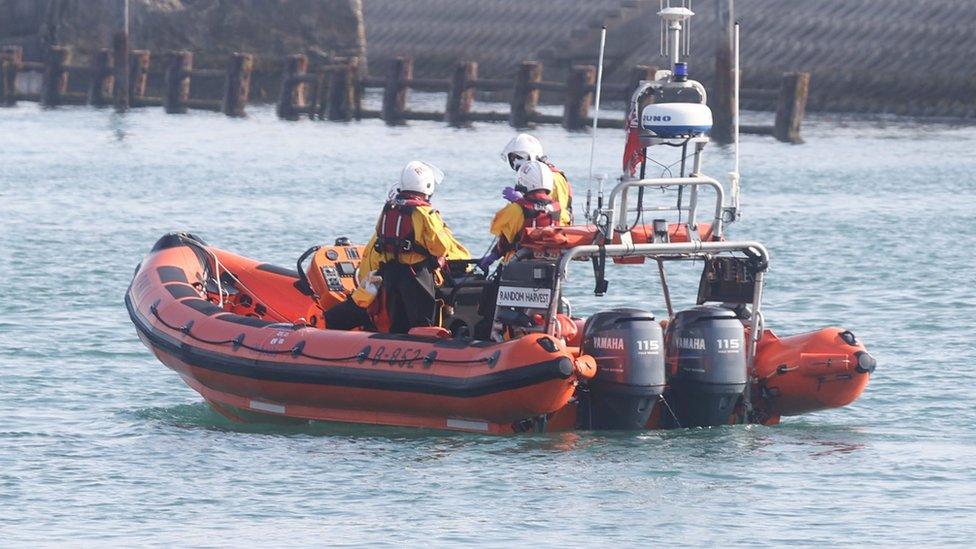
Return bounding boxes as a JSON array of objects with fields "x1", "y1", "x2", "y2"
[
  {"x1": 478, "y1": 251, "x2": 501, "y2": 273},
  {"x1": 502, "y1": 186, "x2": 523, "y2": 202},
  {"x1": 352, "y1": 271, "x2": 383, "y2": 308}
]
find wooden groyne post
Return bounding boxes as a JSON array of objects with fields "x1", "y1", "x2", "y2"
[
  {"x1": 773, "y1": 72, "x2": 810, "y2": 144},
  {"x1": 88, "y1": 49, "x2": 114, "y2": 106},
  {"x1": 712, "y1": 0, "x2": 735, "y2": 144},
  {"x1": 1, "y1": 45, "x2": 23, "y2": 106},
  {"x1": 564, "y1": 65, "x2": 596, "y2": 130},
  {"x1": 112, "y1": 0, "x2": 130, "y2": 112},
  {"x1": 128, "y1": 50, "x2": 150, "y2": 106},
  {"x1": 277, "y1": 54, "x2": 308, "y2": 120},
  {"x1": 5, "y1": 43, "x2": 810, "y2": 140},
  {"x1": 381, "y1": 57, "x2": 412, "y2": 124},
  {"x1": 510, "y1": 61, "x2": 542, "y2": 128},
  {"x1": 112, "y1": 29, "x2": 131, "y2": 112},
  {"x1": 164, "y1": 51, "x2": 192, "y2": 114},
  {"x1": 41, "y1": 46, "x2": 71, "y2": 107},
  {"x1": 222, "y1": 53, "x2": 253, "y2": 117},
  {"x1": 306, "y1": 70, "x2": 326, "y2": 120},
  {"x1": 327, "y1": 57, "x2": 359, "y2": 121},
  {"x1": 445, "y1": 61, "x2": 477, "y2": 127}
]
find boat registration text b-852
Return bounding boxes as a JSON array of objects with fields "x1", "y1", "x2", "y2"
[{"x1": 496, "y1": 286, "x2": 551, "y2": 308}]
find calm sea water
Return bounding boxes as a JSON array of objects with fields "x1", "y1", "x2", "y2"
[{"x1": 1, "y1": 101, "x2": 975, "y2": 546}]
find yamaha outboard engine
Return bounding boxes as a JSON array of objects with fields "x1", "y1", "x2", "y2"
[
  {"x1": 581, "y1": 308, "x2": 666, "y2": 430},
  {"x1": 665, "y1": 306, "x2": 747, "y2": 427}
]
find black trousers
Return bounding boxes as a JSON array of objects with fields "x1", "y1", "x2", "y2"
[
  {"x1": 322, "y1": 297, "x2": 376, "y2": 331},
  {"x1": 380, "y1": 262, "x2": 437, "y2": 334}
]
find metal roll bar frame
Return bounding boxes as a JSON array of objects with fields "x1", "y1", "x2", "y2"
[
  {"x1": 597, "y1": 175, "x2": 726, "y2": 239},
  {"x1": 544, "y1": 240, "x2": 769, "y2": 375}
]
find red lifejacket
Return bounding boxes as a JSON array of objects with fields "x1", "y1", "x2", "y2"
[
  {"x1": 494, "y1": 191, "x2": 561, "y2": 257},
  {"x1": 516, "y1": 190, "x2": 560, "y2": 230},
  {"x1": 374, "y1": 192, "x2": 432, "y2": 258}
]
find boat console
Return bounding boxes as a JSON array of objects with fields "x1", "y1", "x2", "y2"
[{"x1": 302, "y1": 239, "x2": 366, "y2": 312}]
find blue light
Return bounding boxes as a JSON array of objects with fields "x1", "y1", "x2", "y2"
[{"x1": 674, "y1": 62, "x2": 688, "y2": 77}]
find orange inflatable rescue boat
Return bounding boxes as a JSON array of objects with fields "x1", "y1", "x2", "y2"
[{"x1": 125, "y1": 228, "x2": 874, "y2": 433}]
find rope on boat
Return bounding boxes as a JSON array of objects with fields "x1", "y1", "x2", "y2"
[
  {"x1": 181, "y1": 235, "x2": 291, "y2": 323},
  {"x1": 200, "y1": 244, "x2": 225, "y2": 308},
  {"x1": 148, "y1": 301, "x2": 499, "y2": 367},
  {"x1": 659, "y1": 394, "x2": 682, "y2": 429}
]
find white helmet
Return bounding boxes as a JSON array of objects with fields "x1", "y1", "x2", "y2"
[
  {"x1": 398, "y1": 160, "x2": 444, "y2": 196},
  {"x1": 501, "y1": 133, "x2": 545, "y2": 171},
  {"x1": 516, "y1": 160, "x2": 554, "y2": 193}
]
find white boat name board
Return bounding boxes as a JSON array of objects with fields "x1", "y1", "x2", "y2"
[{"x1": 496, "y1": 286, "x2": 551, "y2": 309}]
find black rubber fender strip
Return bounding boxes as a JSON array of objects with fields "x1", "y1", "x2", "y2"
[
  {"x1": 165, "y1": 283, "x2": 199, "y2": 300},
  {"x1": 255, "y1": 263, "x2": 301, "y2": 279},
  {"x1": 157, "y1": 266, "x2": 189, "y2": 284},
  {"x1": 182, "y1": 298, "x2": 224, "y2": 316},
  {"x1": 217, "y1": 314, "x2": 274, "y2": 328},
  {"x1": 151, "y1": 233, "x2": 189, "y2": 252}
]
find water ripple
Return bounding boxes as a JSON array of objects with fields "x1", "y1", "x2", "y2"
[{"x1": 1, "y1": 104, "x2": 974, "y2": 545}]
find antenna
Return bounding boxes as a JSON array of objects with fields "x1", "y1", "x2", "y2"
[
  {"x1": 659, "y1": 0, "x2": 666, "y2": 58},
  {"x1": 684, "y1": 0, "x2": 693, "y2": 57},
  {"x1": 586, "y1": 26, "x2": 608, "y2": 223},
  {"x1": 729, "y1": 21, "x2": 741, "y2": 215},
  {"x1": 587, "y1": 28, "x2": 607, "y2": 189},
  {"x1": 659, "y1": 1, "x2": 694, "y2": 66}
]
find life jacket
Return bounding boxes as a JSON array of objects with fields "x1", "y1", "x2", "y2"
[
  {"x1": 492, "y1": 191, "x2": 561, "y2": 259},
  {"x1": 374, "y1": 193, "x2": 433, "y2": 260},
  {"x1": 516, "y1": 190, "x2": 560, "y2": 231}
]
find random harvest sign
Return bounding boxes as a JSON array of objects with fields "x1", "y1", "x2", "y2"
[{"x1": 495, "y1": 286, "x2": 551, "y2": 309}]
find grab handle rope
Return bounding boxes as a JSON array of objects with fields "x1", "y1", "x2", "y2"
[{"x1": 148, "y1": 300, "x2": 500, "y2": 367}]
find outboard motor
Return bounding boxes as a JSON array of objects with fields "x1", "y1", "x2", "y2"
[
  {"x1": 581, "y1": 308, "x2": 666, "y2": 430},
  {"x1": 665, "y1": 306, "x2": 747, "y2": 427}
]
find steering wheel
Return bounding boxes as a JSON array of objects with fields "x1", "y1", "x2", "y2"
[
  {"x1": 443, "y1": 259, "x2": 487, "y2": 306},
  {"x1": 295, "y1": 245, "x2": 320, "y2": 297}
]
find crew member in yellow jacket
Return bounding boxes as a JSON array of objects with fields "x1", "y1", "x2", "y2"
[
  {"x1": 478, "y1": 160, "x2": 561, "y2": 272},
  {"x1": 500, "y1": 133, "x2": 573, "y2": 225},
  {"x1": 355, "y1": 161, "x2": 469, "y2": 333}
]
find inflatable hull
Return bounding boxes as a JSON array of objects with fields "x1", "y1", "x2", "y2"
[
  {"x1": 752, "y1": 328, "x2": 875, "y2": 422},
  {"x1": 126, "y1": 233, "x2": 874, "y2": 433},
  {"x1": 126, "y1": 236, "x2": 581, "y2": 434}
]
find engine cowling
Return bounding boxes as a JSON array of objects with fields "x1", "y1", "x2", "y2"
[
  {"x1": 665, "y1": 306, "x2": 747, "y2": 427},
  {"x1": 581, "y1": 308, "x2": 666, "y2": 430}
]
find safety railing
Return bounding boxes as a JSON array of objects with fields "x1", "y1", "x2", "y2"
[
  {"x1": 549, "y1": 240, "x2": 770, "y2": 369},
  {"x1": 600, "y1": 175, "x2": 726, "y2": 240}
]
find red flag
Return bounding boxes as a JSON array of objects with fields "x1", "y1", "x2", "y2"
[{"x1": 622, "y1": 110, "x2": 644, "y2": 176}]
